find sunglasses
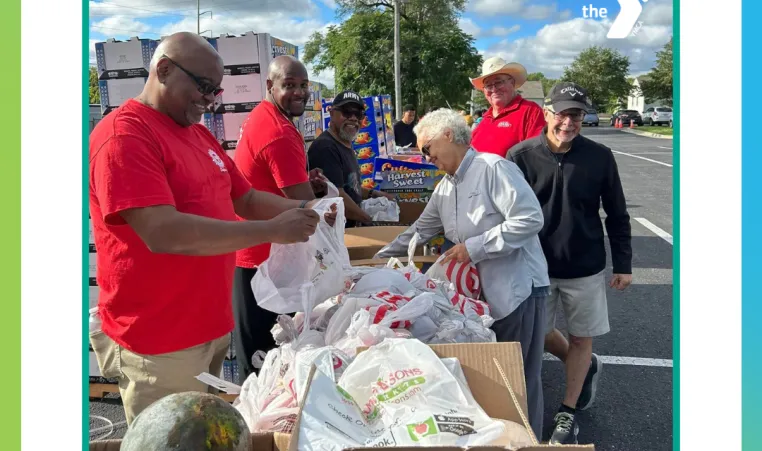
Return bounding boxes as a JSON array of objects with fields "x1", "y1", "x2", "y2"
[
  {"x1": 421, "y1": 135, "x2": 436, "y2": 157},
  {"x1": 336, "y1": 108, "x2": 364, "y2": 119},
  {"x1": 163, "y1": 55, "x2": 224, "y2": 97}
]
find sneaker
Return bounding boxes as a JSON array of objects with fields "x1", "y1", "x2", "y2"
[
  {"x1": 576, "y1": 353, "x2": 602, "y2": 411},
  {"x1": 549, "y1": 412, "x2": 579, "y2": 445}
]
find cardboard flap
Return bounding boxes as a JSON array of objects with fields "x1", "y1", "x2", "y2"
[
  {"x1": 251, "y1": 432, "x2": 275, "y2": 451},
  {"x1": 424, "y1": 343, "x2": 528, "y2": 424}
]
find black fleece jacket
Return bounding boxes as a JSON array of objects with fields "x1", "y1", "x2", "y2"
[{"x1": 507, "y1": 128, "x2": 632, "y2": 279}]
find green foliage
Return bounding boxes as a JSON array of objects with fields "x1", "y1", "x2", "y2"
[
  {"x1": 89, "y1": 66, "x2": 100, "y2": 104},
  {"x1": 560, "y1": 46, "x2": 631, "y2": 112},
  {"x1": 304, "y1": 0, "x2": 482, "y2": 115},
  {"x1": 639, "y1": 37, "x2": 673, "y2": 105}
]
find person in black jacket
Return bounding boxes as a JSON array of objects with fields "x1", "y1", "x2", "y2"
[{"x1": 507, "y1": 82, "x2": 633, "y2": 445}]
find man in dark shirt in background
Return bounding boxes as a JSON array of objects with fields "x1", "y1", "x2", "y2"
[
  {"x1": 507, "y1": 82, "x2": 633, "y2": 445},
  {"x1": 309, "y1": 90, "x2": 394, "y2": 227},
  {"x1": 393, "y1": 104, "x2": 417, "y2": 148}
]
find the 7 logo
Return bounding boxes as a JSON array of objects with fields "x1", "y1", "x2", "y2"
[{"x1": 607, "y1": 0, "x2": 647, "y2": 39}]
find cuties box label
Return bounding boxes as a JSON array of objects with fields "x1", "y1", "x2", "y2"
[{"x1": 373, "y1": 158, "x2": 445, "y2": 192}]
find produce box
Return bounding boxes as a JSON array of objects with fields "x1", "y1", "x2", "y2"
[
  {"x1": 286, "y1": 342, "x2": 595, "y2": 450},
  {"x1": 372, "y1": 157, "x2": 446, "y2": 204}
]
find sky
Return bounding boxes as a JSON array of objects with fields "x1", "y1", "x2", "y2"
[{"x1": 89, "y1": 0, "x2": 674, "y2": 88}]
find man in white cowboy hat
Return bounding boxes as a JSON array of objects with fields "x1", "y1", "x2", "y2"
[{"x1": 470, "y1": 56, "x2": 546, "y2": 158}]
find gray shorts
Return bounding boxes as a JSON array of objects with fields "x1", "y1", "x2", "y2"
[{"x1": 545, "y1": 270, "x2": 610, "y2": 338}]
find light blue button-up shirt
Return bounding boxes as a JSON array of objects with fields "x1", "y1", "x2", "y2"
[{"x1": 375, "y1": 148, "x2": 550, "y2": 320}]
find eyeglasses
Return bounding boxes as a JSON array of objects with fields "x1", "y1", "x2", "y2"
[
  {"x1": 337, "y1": 108, "x2": 364, "y2": 119},
  {"x1": 549, "y1": 109, "x2": 585, "y2": 122},
  {"x1": 483, "y1": 77, "x2": 514, "y2": 92},
  {"x1": 421, "y1": 135, "x2": 437, "y2": 157},
  {"x1": 162, "y1": 55, "x2": 224, "y2": 97}
]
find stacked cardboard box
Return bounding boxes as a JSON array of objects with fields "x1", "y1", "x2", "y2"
[{"x1": 95, "y1": 37, "x2": 157, "y2": 115}]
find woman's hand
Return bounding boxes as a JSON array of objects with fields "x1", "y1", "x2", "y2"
[{"x1": 440, "y1": 243, "x2": 471, "y2": 264}]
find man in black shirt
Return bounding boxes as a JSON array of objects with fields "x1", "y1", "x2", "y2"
[
  {"x1": 308, "y1": 90, "x2": 394, "y2": 227},
  {"x1": 393, "y1": 104, "x2": 417, "y2": 148},
  {"x1": 507, "y1": 82, "x2": 633, "y2": 445}
]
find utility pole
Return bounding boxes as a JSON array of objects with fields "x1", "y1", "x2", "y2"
[
  {"x1": 393, "y1": 0, "x2": 402, "y2": 121},
  {"x1": 197, "y1": 1, "x2": 212, "y2": 36}
]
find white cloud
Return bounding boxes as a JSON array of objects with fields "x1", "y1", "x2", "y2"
[
  {"x1": 89, "y1": 0, "x2": 322, "y2": 21},
  {"x1": 89, "y1": 39, "x2": 98, "y2": 64},
  {"x1": 90, "y1": 15, "x2": 153, "y2": 36},
  {"x1": 468, "y1": 0, "x2": 570, "y2": 20},
  {"x1": 458, "y1": 17, "x2": 482, "y2": 37},
  {"x1": 459, "y1": 17, "x2": 519, "y2": 38},
  {"x1": 490, "y1": 25, "x2": 520, "y2": 37},
  {"x1": 640, "y1": 1, "x2": 674, "y2": 27},
  {"x1": 319, "y1": 0, "x2": 338, "y2": 8},
  {"x1": 485, "y1": 16, "x2": 673, "y2": 78}
]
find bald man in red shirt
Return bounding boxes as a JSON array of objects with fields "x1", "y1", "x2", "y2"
[
  {"x1": 88, "y1": 32, "x2": 334, "y2": 424},
  {"x1": 470, "y1": 57, "x2": 546, "y2": 158}
]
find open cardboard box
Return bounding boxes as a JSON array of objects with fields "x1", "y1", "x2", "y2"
[
  {"x1": 89, "y1": 343, "x2": 593, "y2": 450},
  {"x1": 344, "y1": 226, "x2": 414, "y2": 260},
  {"x1": 286, "y1": 342, "x2": 593, "y2": 450}
]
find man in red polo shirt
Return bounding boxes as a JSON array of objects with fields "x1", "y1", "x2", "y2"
[
  {"x1": 470, "y1": 57, "x2": 546, "y2": 158},
  {"x1": 231, "y1": 55, "x2": 328, "y2": 380},
  {"x1": 88, "y1": 32, "x2": 332, "y2": 424}
]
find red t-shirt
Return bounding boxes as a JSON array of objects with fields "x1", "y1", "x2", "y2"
[
  {"x1": 89, "y1": 99, "x2": 252, "y2": 355},
  {"x1": 233, "y1": 101, "x2": 309, "y2": 268},
  {"x1": 471, "y1": 95, "x2": 546, "y2": 158}
]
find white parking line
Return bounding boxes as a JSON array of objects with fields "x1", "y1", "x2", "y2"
[
  {"x1": 657, "y1": 146, "x2": 673, "y2": 150},
  {"x1": 544, "y1": 353, "x2": 672, "y2": 368},
  {"x1": 634, "y1": 218, "x2": 673, "y2": 245},
  {"x1": 611, "y1": 149, "x2": 673, "y2": 167}
]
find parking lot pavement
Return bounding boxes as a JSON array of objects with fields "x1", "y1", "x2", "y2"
[{"x1": 89, "y1": 127, "x2": 675, "y2": 449}]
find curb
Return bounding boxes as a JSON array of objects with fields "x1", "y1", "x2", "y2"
[{"x1": 617, "y1": 128, "x2": 673, "y2": 140}]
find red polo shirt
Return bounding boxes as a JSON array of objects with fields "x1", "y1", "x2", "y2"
[
  {"x1": 89, "y1": 99, "x2": 252, "y2": 355},
  {"x1": 234, "y1": 101, "x2": 309, "y2": 268},
  {"x1": 471, "y1": 95, "x2": 546, "y2": 158}
]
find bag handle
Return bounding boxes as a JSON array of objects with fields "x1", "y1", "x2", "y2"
[{"x1": 407, "y1": 231, "x2": 420, "y2": 268}]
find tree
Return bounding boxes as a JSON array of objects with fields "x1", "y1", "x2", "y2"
[
  {"x1": 560, "y1": 46, "x2": 631, "y2": 112},
  {"x1": 89, "y1": 66, "x2": 100, "y2": 104},
  {"x1": 304, "y1": 0, "x2": 482, "y2": 114},
  {"x1": 639, "y1": 37, "x2": 673, "y2": 105}
]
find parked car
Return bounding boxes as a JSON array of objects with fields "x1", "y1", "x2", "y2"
[
  {"x1": 643, "y1": 106, "x2": 673, "y2": 126},
  {"x1": 582, "y1": 109, "x2": 599, "y2": 126},
  {"x1": 610, "y1": 109, "x2": 643, "y2": 126}
]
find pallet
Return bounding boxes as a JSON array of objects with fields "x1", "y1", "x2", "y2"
[{"x1": 88, "y1": 382, "x2": 238, "y2": 403}]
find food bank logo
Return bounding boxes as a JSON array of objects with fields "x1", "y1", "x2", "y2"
[{"x1": 582, "y1": 0, "x2": 646, "y2": 39}]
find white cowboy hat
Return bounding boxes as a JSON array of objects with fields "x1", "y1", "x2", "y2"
[{"x1": 470, "y1": 56, "x2": 528, "y2": 90}]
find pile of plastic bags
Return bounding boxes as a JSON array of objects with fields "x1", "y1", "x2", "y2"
[{"x1": 235, "y1": 199, "x2": 498, "y2": 437}]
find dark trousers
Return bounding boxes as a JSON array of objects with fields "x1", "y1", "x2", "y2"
[
  {"x1": 232, "y1": 266, "x2": 280, "y2": 382},
  {"x1": 490, "y1": 288, "x2": 548, "y2": 440}
]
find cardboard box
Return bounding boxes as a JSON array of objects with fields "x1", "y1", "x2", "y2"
[
  {"x1": 95, "y1": 36, "x2": 157, "y2": 80},
  {"x1": 286, "y1": 342, "x2": 593, "y2": 450},
  {"x1": 344, "y1": 226, "x2": 419, "y2": 260},
  {"x1": 89, "y1": 432, "x2": 291, "y2": 451},
  {"x1": 214, "y1": 112, "x2": 250, "y2": 150},
  {"x1": 99, "y1": 77, "x2": 147, "y2": 115},
  {"x1": 213, "y1": 73, "x2": 263, "y2": 113}
]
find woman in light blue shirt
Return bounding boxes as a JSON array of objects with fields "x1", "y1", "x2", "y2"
[{"x1": 374, "y1": 108, "x2": 550, "y2": 439}]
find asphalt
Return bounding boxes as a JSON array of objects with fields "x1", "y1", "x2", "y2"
[{"x1": 89, "y1": 124, "x2": 674, "y2": 449}]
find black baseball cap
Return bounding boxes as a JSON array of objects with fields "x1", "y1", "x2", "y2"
[
  {"x1": 403, "y1": 104, "x2": 415, "y2": 112},
  {"x1": 544, "y1": 82, "x2": 593, "y2": 113},
  {"x1": 332, "y1": 90, "x2": 365, "y2": 109}
]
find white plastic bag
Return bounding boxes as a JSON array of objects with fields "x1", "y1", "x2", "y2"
[
  {"x1": 252, "y1": 198, "x2": 352, "y2": 314},
  {"x1": 425, "y1": 253, "x2": 482, "y2": 300},
  {"x1": 361, "y1": 197, "x2": 400, "y2": 222},
  {"x1": 295, "y1": 338, "x2": 506, "y2": 450}
]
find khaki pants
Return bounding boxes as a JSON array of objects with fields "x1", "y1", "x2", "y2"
[{"x1": 90, "y1": 330, "x2": 230, "y2": 425}]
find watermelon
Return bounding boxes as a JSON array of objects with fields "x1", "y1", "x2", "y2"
[{"x1": 121, "y1": 391, "x2": 251, "y2": 451}]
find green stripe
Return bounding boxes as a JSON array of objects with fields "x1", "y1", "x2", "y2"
[{"x1": 1, "y1": 0, "x2": 21, "y2": 448}]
